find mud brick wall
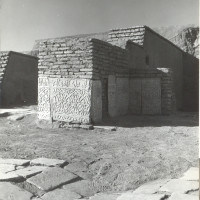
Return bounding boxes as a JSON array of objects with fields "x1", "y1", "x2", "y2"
[
  {"x1": 129, "y1": 68, "x2": 175, "y2": 115},
  {"x1": 126, "y1": 41, "x2": 146, "y2": 69},
  {"x1": 90, "y1": 39, "x2": 129, "y2": 117},
  {"x1": 144, "y1": 28, "x2": 183, "y2": 110},
  {"x1": 157, "y1": 68, "x2": 176, "y2": 114},
  {"x1": 107, "y1": 26, "x2": 146, "y2": 48},
  {"x1": 182, "y1": 53, "x2": 199, "y2": 111},
  {"x1": 38, "y1": 37, "x2": 94, "y2": 79}
]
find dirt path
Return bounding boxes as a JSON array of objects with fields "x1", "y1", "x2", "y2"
[{"x1": 0, "y1": 108, "x2": 198, "y2": 192}]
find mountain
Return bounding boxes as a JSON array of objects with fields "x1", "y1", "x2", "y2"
[{"x1": 153, "y1": 25, "x2": 199, "y2": 58}]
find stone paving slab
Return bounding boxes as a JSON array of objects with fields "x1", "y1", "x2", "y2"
[
  {"x1": 7, "y1": 114, "x2": 25, "y2": 121},
  {"x1": 63, "y1": 180, "x2": 96, "y2": 197},
  {"x1": 116, "y1": 193, "x2": 166, "y2": 200},
  {"x1": 0, "y1": 182, "x2": 33, "y2": 200},
  {"x1": 0, "y1": 159, "x2": 30, "y2": 166},
  {"x1": 0, "y1": 164, "x2": 16, "y2": 173},
  {"x1": 159, "y1": 179, "x2": 199, "y2": 193},
  {"x1": 89, "y1": 193, "x2": 120, "y2": 200},
  {"x1": 64, "y1": 162, "x2": 92, "y2": 180},
  {"x1": 27, "y1": 167, "x2": 79, "y2": 191},
  {"x1": 0, "y1": 171, "x2": 23, "y2": 181},
  {"x1": 15, "y1": 166, "x2": 48, "y2": 178},
  {"x1": 132, "y1": 179, "x2": 170, "y2": 194},
  {"x1": 40, "y1": 188, "x2": 81, "y2": 200},
  {"x1": 30, "y1": 158, "x2": 67, "y2": 167},
  {"x1": 180, "y1": 167, "x2": 199, "y2": 181},
  {"x1": 168, "y1": 192, "x2": 199, "y2": 200}
]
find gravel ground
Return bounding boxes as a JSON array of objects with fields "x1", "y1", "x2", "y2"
[{"x1": 0, "y1": 107, "x2": 198, "y2": 192}]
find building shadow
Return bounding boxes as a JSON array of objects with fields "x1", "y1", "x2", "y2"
[{"x1": 95, "y1": 112, "x2": 199, "y2": 128}]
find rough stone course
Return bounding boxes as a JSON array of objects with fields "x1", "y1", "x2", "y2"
[{"x1": 0, "y1": 158, "x2": 198, "y2": 200}]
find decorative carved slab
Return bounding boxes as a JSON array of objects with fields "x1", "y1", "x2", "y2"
[
  {"x1": 49, "y1": 78, "x2": 92, "y2": 124},
  {"x1": 38, "y1": 78, "x2": 51, "y2": 120}
]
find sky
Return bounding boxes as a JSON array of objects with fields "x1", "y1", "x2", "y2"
[{"x1": 0, "y1": 0, "x2": 199, "y2": 51}]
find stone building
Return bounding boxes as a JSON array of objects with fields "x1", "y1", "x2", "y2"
[
  {"x1": 37, "y1": 26, "x2": 198, "y2": 126},
  {"x1": 0, "y1": 51, "x2": 38, "y2": 106}
]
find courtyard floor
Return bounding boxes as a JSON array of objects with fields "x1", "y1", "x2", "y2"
[{"x1": 0, "y1": 106, "x2": 198, "y2": 199}]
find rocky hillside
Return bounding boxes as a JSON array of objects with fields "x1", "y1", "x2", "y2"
[{"x1": 154, "y1": 25, "x2": 199, "y2": 58}]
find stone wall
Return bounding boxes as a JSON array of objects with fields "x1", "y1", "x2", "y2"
[
  {"x1": 90, "y1": 39, "x2": 129, "y2": 117},
  {"x1": 37, "y1": 38, "x2": 105, "y2": 124},
  {"x1": 38, "y1": 37, "x2": 94, "y2": 79}
]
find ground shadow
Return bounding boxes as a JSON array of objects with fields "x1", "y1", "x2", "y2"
[{"x1": 95, "y1": 112, "x2": 199, "y2": 128}]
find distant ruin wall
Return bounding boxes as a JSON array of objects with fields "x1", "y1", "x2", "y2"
[
  {"x1": 182, "y1": 53, "x2": 199, "y2": 111},
  {"x1": 1, "y1": 52, "x2": 38, "y2": 106}
]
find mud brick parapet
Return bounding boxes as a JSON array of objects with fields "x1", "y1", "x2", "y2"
[
  {"x1": 90, "y1": 39, "x2": 129, "y2": 79},
  {"x1": 107, "y1": 26, "x2": 146, "y2": 48}
]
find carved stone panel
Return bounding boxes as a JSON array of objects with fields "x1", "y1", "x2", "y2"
[
  {"x1": 129, "y1": 79, "x2": 142, "y2": 114},
  {"x1": 116, "y1": 78, "x2": 129, "y2": 116},
  {"x1": 38, "y1": 78, "x2": 51, "y2": 120},
  {"x1": 108, "y1": 75, "x2": 117, "y2": 117},
  {"x1": 49, "y1": 78, "x2": 92, "y2": 124},
  {"x1": 91, "y1": 80, "x2": 102, "y2": 123},
  {"x1": 142, "y1": 78, "x2": 161, "y2": 114}
]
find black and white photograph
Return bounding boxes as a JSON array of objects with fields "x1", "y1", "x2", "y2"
[{"x1": 0, "y1": 0, "x2": 199, "y2": 199}]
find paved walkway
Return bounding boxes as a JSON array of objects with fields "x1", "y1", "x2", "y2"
[{"x1": 0, "y1": 158, "x2": 198, "y2": 200}]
